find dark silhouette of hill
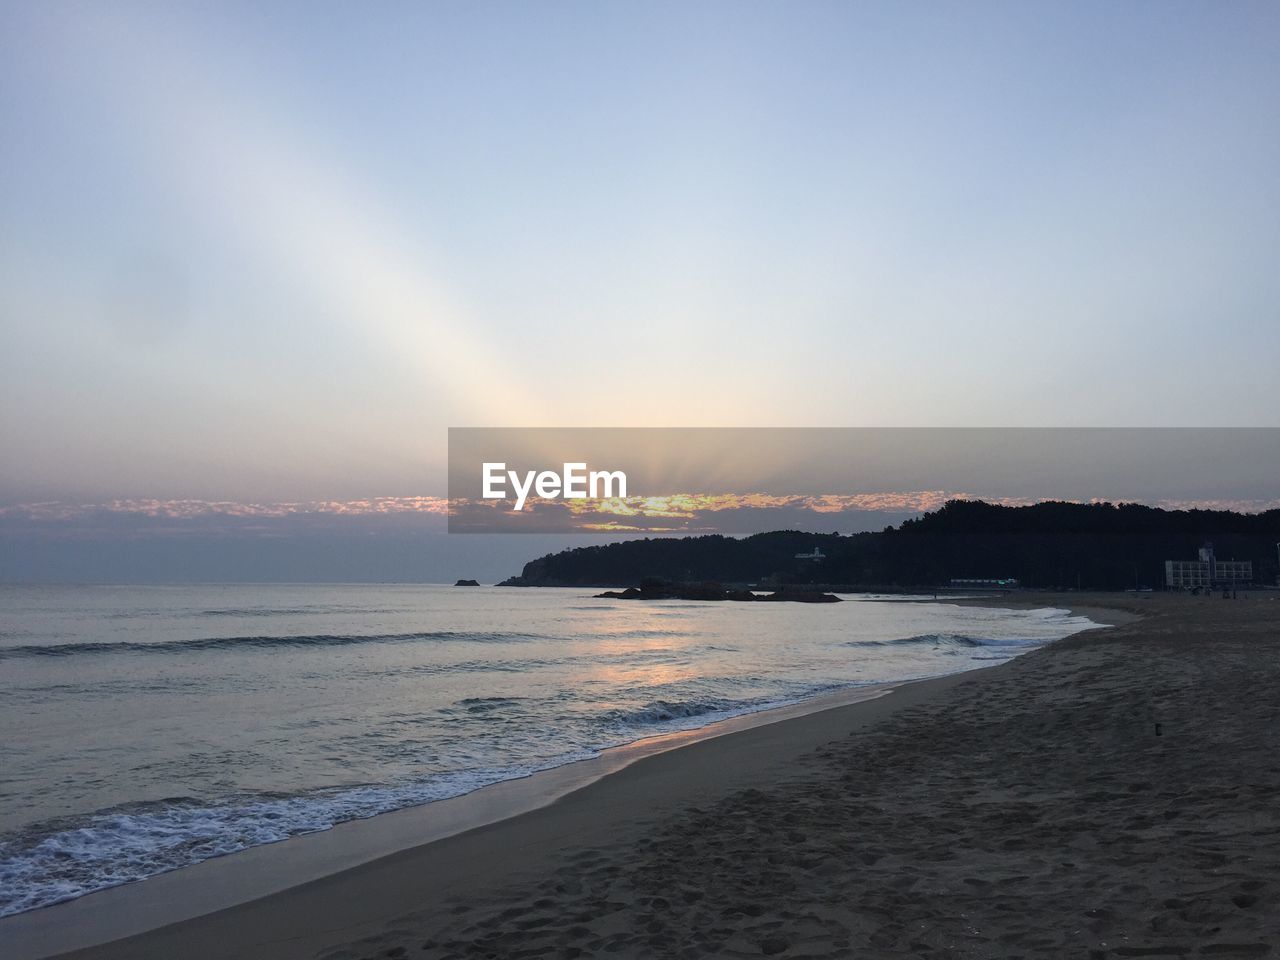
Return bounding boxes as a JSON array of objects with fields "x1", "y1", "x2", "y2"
[{"x1": 499, "y1": 500, "x2": 1280, "y2": 590}]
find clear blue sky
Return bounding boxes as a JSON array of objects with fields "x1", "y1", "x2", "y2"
[{"x1": 2, "y1": 1, "x2": 1278, "y2": 506}]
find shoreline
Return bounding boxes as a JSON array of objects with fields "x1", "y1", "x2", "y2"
[
  {"x1": 3, "y1": 595, "x2": 1137, "y2": 959},
  {"x1": 10, "y1": 675, "x2": 989, "y2": 960},
  {"x1": 0, "y1": 679, "x2": 910, "y2": 959}
]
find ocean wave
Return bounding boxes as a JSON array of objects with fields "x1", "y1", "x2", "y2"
[
  {"x1": 598, "y1": 697, "x2": 739, "y2": 727},
  {"x1": 0, "y1": 753, "x2": 598, "y2": 918},
  {"x1": 598, "y1": 629, "x2": 687, "y2": 639},
  {"x1": 189, "y1": 608, "x2": 339, "y2": 618},
  {"x1": 402, "y1": 644, "x2": 733, "y2": 679},
  {"x1": 0, "y1": 687, "x2": 795, "y2": 916},
  {"x1": 453, "y1": 696, "x2": 529, "y2": 715},
  {"x1": 100, "y1": 606, "x2": 400, "y2": 620},
  {"x1": 0, "y1": 598, "x2": 1100, "y2": 920},
  {"x1": 593, "y1": 677, "x2": 870, "y2": 733},
  {"x1": 844, "y1": 633, "x2": 1046, "y2": 650},
  {"x1": 0, "y1": 677, "x2": 881, "y2": 917},
  {"x1": 0, "y1": 631, "x2": 547, "y2": 659}
]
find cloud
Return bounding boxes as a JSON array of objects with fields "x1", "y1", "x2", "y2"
[
  {"x1": 5, "y1": 491, "x2": 1278, "y2": 543},
  {"x1": 450, "y1": 491, "x2": 1280, "y2": 534},
  {"x1": 0, "y1": 497, "x2": 450, "y2": 523}
]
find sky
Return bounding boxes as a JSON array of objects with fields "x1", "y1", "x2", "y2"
[{"x1": 1, "y1": 1, "x2": 1278, "y2": 580}]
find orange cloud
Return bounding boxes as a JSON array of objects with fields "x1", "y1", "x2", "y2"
[{"x1": 6, "y1": 492, "x2": 1279, "y2": 532}]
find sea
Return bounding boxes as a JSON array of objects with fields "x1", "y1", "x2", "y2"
[{"x1": 0, "y1": 583, "x2": 1101, "y2": 918}]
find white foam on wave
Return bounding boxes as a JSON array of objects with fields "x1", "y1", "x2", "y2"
[
  {"x1": 0, "y1": 679, "x2": 860, "y2": 917},
  {"x1": 0, "y1": 752, "x2": 598, "y2": 918}
]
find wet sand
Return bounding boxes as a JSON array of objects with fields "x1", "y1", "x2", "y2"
[{"x1": 39, "y1": 593, "x2": 1280, "y2": 958}]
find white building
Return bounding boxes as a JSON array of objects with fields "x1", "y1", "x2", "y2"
[{"x1": 1165, "y1": 542, "x2": 1252, "y2": 590}]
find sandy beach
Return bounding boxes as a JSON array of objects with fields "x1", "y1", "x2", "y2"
[{"x1": 29, "y1": 592, "x2": 1280, "y2": 959}]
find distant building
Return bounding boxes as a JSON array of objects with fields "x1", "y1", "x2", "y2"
[
  {"x1": 1165, "y1": 542, "x2": 1252, "y2": 590},
  {"x1": 794, "y1": 547, "x2": 825, "y2": 561},
  {"x1": 950, "y1": 578, "x2": 1020, "y2": 590}
]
